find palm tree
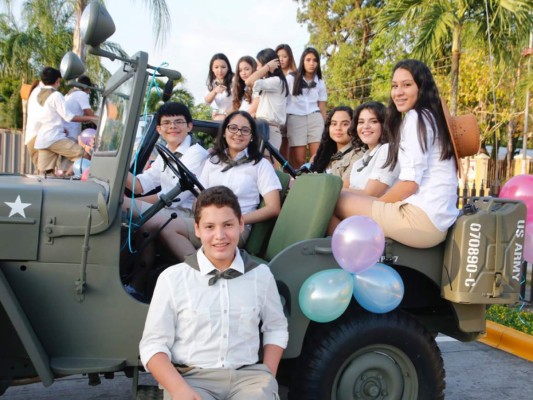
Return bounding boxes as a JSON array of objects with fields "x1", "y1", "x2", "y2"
[{"x1": 376, "y1": 0, "x2": 533, "y2": 115}]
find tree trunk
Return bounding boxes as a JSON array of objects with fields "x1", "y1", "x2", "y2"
[
  {"x1": 450, "y1": 23, "x2": 462, "y2": 116},
  {"x1": 72, "y1": 0, "x2": 88, "y2": 60}
]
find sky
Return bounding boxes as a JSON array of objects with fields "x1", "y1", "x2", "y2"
[{"x1": 103, "y1": 0, "x2": 311, "y2": 105}]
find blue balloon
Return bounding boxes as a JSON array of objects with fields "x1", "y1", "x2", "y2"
[
  {"x1": 353, "y1": 263, "x2": 404, "y2": 314},
  {"x1": 73, "y1": 158, "x2": 91, "y2": 177},
  {"x1": 299, "y1": 269, "x2": 354, "y2": 323}
]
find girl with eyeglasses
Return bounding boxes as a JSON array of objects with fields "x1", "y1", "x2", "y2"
[
  {"x1": 205, "y1": 53, "x2": 235, "y2": 121},
  {"x1": 244, "y1": 48, "x2": 290, "y2": 151},
  {"x1": 311, "y1": 106, "x2": 364, "y2": 182},
  {"x1": 159, "y1": 111, "x2": 282, "y2": 261},
  {"x1": 286, "y1": 47, "x2": 328, "y2": 169}
]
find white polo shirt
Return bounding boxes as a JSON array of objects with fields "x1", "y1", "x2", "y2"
[{"x1": 64, "y1": 89, "x2": 92, "y2": 140}]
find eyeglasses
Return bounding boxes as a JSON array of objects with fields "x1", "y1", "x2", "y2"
[
  {"x1": 160, "y1": 119, "x2": 188, "y2": 128},
  {"x1": 226, "y1": 124, "x2": 252, "y2": 136}
]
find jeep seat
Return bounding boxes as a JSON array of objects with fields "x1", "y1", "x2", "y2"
[{"x1": 264, "y1": 174, "x2": 342, "y2": 261}]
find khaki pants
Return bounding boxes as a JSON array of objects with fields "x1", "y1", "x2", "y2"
[
  {"x1": 26, "y1": 136, "x2": 39, "y2": 170},
  {"x1": 37, "y1": 138, "x2": 84, "y2": 172}
]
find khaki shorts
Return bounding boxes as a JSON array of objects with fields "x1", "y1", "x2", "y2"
[
  {"x1": 38, "y1": 138, "x2": 84, "y2": 172},
  {"x1": 371, "y1": 201, "x2": 447, "y2": 248},
  {"x1": 185, "y1": 218, "x2": 252, "y2": 249},
  {"x1": 267, "y1": 124, "x2": 282, "y2": 151},
  {"x1": 287, "y1": 112, "x2": 324, "y2": 147}
]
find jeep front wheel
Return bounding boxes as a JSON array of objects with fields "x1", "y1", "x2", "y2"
[{"x1": 291, "y1": 311, "x2": 445, "y2": 400}]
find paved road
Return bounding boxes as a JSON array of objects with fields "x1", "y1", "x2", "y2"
[{"x1": 2, "y1": 338, "x2": 532, "y2": 399}]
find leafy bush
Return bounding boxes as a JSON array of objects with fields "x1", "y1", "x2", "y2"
[{"x1": 486, "y1": 304, "x2": 533, "y2": 335}]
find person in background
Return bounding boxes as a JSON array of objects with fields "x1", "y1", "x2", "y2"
[
  {"x1": 25, "y1": 79, "x2": 43, "y2": 170},
  {"x1": 232, "y1": 56, "x2": 257, "y2": 113},
  {"x1": 64, "y1": 75, "x2": 96, "y2": 142},
  {"x1": 245, "y1": 48, "x2": 291, "y2": 151},
  {"x1": 311, "y1": 106, "x2": 363, "y2": 183},
  {"x1": 139, "y1": 185, "x2": 288, "y2": 400},
  {"x1": 275, "y1": 43, "x2": 298, "y2": 160},
  {"x1": 330, "y1": 60, "x2": 458, "y2": 249},
  {"x1": 286, "y1": 47, "x2": 327, "y2": 168},
  {"x1": 204, "y1": 53, "x2": 235, "y2": 121}
]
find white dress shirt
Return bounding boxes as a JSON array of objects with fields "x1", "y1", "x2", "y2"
[
  {"x1": 286, "y1": 76, "x2": 327, "y2": 116},
  {"x1": 253, "y1": 75, "x2": 292, "y2": 125},
  {"x1": 349, "y1": 144, "x2": 399, "y2": 190},
  {"x1": 207, "y1": 81, "x2": 234, "y2": 115},
  {"x1": 200, "y1": 150, "x2": 282, "y2": 215},
  {"x1": 139, "y1": 248, "x2": 289, "y2": 371},
  {"x1": 64, "y1": 89, "x2": 92, "y2": 140},
  {"x1": 25, "y1": 83, "x2": 44, "y2": 144},
  {"x1": 398, "y1": 110, "x2": 459, "y2": 231},
  {"x1": 34, "y1": 87, "x2": 76, "y2": 149},
  {"x1": 135, "y1": 135, "x2": 208, "y2": 210}
]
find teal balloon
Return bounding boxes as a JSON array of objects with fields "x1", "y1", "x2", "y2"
[
  {"x1": 299, "y1": 269, "x2": 354, "y2": 323},
  {"x1": 353, "y1": 263, "x2": 404, "y2": 314}
]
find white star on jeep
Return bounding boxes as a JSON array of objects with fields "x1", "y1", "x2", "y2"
[{"x1": 4, "y1": 195, "x2": 31, "y2": 218}]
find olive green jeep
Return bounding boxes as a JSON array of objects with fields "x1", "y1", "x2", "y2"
[{"x1": 0, "y1": 3, "x2": 526, "y2": 400}]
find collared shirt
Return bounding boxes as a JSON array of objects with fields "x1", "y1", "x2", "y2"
[
  {"x1": 286, "y1": 76, "x2": 327, "y2": 116},
  {"x1": 135, "y1": 135, "x2": 208, "y2": 210},
  {"x1": 253, "y1": 74, "x2": 292, "y2": 125},
  {"x1": 200, "y1": 150, "x2": 282, "y2": 216},
  {"x1": 34, "y1": 86, "x2": 76, "y2": 149},
  {"x1": 326, "y1": 143, "x2": 363, "y2": 181},
  {"x1": 207, "y1": 81, "x2": 234, "y2": 115},
  {"x1": 25, "y1": 83, "x2": 44, "y2": 145},
  {"x1": 398, "y1": 110, "x2": 458, "y2": 231},
  {"x1": 349, "y1": 144, "x2": 399, "y2": 190},
  {"x1": 139, "y1": 249, "x2": 289, "y2": 371},
  {"x1": 64, "y1": 89, "x2": 92, "y2": 140}
]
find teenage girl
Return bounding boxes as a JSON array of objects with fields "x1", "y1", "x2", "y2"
[
  {"x1": 311, "y1": 106, "x2": 363, "y2": 183},
  {"x1": 245, "y1": 48, "x2": 290, "y2": 151},
  {"x1": 232, "y1": 56, "x2": 257, "y2": 113},
  {"x1": 158, "y1": 110, "x2": 282, "y2": 260},
  {"x1": 275, "y1": 44, "x2": 298, "y2": 159},
  {"x1": 345, "y1": 101, "x2": 399, "y2": 195},
  {"x1": 286, "y1": 47, "x2": 327, "y2": 168},
  {"x1": 330, "y1": 59, "x2": 458, "y2": 249},
  {"x1": 204, "y1": 53, "x2": 235, "y2": 121}
]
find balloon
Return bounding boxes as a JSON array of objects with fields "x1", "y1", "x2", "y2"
[
  {"x1": 81, "y1": 167, "x2": 91, "y2": 181},
  {"x1": 353, "y1": 263, "x2": 404, "y2": 314},
  {"x1": 73, "y1": 158, "x2": 91, "y2": 177},
  {"x1": 79, "y1": 128, "x2": 97, "y2": 145},
  {"x1": 524, "y1": 222, "x2": 533, "y2": 264},
  {"x1": 332, "y1": 216, "x2": 385, "y2": 274},
  {"x1": 299, "y1": 269, "x2": 353, "y2": 323},
  {"x1": 499, "y1": 174, "x2": 533, "y2": 222}
]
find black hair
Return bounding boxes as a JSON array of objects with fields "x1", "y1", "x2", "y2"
[
  {"x1": 77, "y1": 75, "x2": 92, "y2": 87},
  {"x1": 292, "y1": 47, "x2": 323, "y2": 96},
  {"x1": 232, "y1": 56, "x2": 257, "y2": 111},
  {"x1": 350, "y1": 101, "x2": 387, "y2": 149},
  {"x1": 194, "y1": 185, "x2": 242, "y2": 223},
  {"x1": 40, "y1": 67, "x2": 61, "y2": 85},
  {"x1": 210, "y1": 110, "x2": 262, "y2": 165},
  {"x1": 383, "y1": 59, "x2": 454, "y2": 170},
  {"x1": 312, "y1": 106, "x2": 358, "y2": 173},
  {"x1": 206, "y1": 53, "x2": 234, "y2": 96},
  {"x1": 275, "y1": 44, "x2": 297, "y2": 74},
  {"x1": 156, "y1": 102, "x2": 192, "y2": 125},
  {"x1": 256, "y1": 48, "x2": 289, "y2": 97}
]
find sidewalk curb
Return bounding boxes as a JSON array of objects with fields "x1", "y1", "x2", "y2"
[{"x1": 478, "y1": 320, "x2": 533, "y2": 362}]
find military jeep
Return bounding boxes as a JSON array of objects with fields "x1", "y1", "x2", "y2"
[{"x1": 0, "y1": 3, "x2": 526, "y2": 400}]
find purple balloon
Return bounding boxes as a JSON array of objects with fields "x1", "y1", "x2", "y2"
[
  {"x1": 79, "y1": 128, "x2": 97, "y2": 145},
  {"x1": 332, "y1": 216, "x2": 385, "y2": 274}
]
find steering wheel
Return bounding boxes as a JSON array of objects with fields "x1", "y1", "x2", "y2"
[{"x1": 155, "y1": 144, "x2": 205, "y2": 197}]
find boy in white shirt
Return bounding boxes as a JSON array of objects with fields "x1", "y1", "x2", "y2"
[{"x1": 140, "y1": 186, "x2": 288, "y2": 400}]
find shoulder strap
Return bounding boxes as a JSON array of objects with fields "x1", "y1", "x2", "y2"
[{"x1": 37, "y1": 88, "x2": 56, "y2": 106}]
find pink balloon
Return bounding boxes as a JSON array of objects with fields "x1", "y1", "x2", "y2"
[
  {"x1": 332, "y1": 216, "x2": 385, "y2": 274},
  {"x1": 524, "y1": 222, "x2": 533, "y2": 264},
  {"x1": 499, "y1": 174, "x2": 533, "y2": 222}
]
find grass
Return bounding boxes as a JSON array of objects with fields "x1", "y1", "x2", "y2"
[{"x1": 486, "y1": 304, "x2": 533, "y2": 335}]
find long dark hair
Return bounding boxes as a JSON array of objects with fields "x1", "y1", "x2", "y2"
[
  {"x1": 292, "y1": 47, "x2": 323, "y2": 96},
  {"x1": 384, "y1": 59, "x2": 454, "y2": 170},
  {"x1": 275, "y1": 43, "x2": 297, "y2": 74},
  {"x1": 349, "y1": 101, "x2": 387, "y2": 149},
  {"x1": 206, "y1": 53, "x2": 234, "y2": 96},
  {"x1": 256, "y1": 48, "x2": 289, "y2": 97},
  {"x1": 232, "y1": 56, "x2": 257, "y2": 111},
  {"x1": 312, "y1": 106, "x2": 359, "y2": 173},
  {"x1": 210, "y1": 110, "x2": 262, "y2": 165}
]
